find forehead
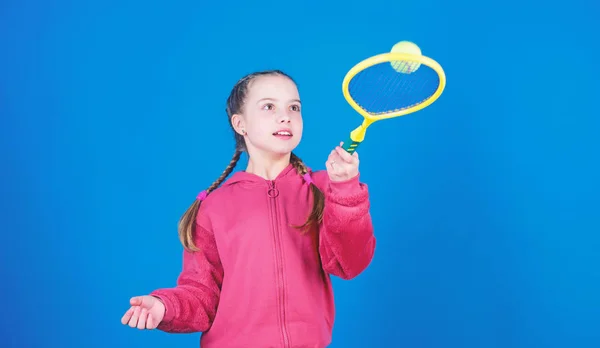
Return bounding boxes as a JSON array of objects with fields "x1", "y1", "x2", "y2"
[{"x1": 246, "y1": 74, "x2": 299, "y2": 101}]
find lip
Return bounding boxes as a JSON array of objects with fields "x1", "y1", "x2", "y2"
[{"x1": 273, "y1": 128, "x2": 293, "y2": 136}]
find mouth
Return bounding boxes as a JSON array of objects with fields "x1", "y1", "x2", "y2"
[{"x1": 273, "y1": 129, "x2": 293, "y2": 138}]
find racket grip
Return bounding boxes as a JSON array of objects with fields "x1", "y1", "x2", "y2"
[{"x1": 342, "y1": 137, "x2": 361, "y2": 154}]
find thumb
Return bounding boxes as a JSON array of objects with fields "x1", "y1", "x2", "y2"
[{"x1": 130, "y1": 295, "x2": 154, "y2": 307}]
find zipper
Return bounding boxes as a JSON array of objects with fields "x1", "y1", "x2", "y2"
[{"x1": 268, "y1": 180, "x2": 290, "y2": 348}]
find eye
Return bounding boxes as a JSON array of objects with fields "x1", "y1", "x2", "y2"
[
  {"x1": 290, "y1": 104, "x2": 301, "y2": 112},
  {"x1": 262, "y1": 103, "x2": 275, "y2": 111}
]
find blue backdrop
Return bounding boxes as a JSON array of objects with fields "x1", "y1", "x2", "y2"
[{"x1": 1, "y1": 0, "x2": 599, "y2": 347}]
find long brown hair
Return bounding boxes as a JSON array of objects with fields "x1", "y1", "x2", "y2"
[{"x1": 179, "y1": 70, "x2": 325, "y2": 251}]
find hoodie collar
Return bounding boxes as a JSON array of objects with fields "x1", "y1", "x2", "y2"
[{"x1": 222, "y1": 163, "x2": 299, "y2": 187}]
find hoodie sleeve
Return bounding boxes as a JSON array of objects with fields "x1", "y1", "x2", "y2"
[
  {"x1": 149, "y1": 210, "x2": 224, "y2": 333},
  {"x1": 312, "y1": 171, "x2": 376, "y2": 280}
]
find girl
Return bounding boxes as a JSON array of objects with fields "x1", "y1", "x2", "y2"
[{"x1": 121, "y1": 70, "x2": 376, "y2": 348}]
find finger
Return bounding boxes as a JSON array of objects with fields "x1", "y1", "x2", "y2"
[
  {"x1": 129, "y1": 306, "x2": 141, "y2": 328},
  {"x1": 130, "y1": 296, "x2": 142, "y2": 306},
  {"x1": 335, "y1": 146, "x2": 355, "y2": 163},
  {"x1": 147, "y1": 314, "x2": 155, "y2": 330},
  {"x1": 327, "y1": 153, "x2": 339, "y2": 170},
  {"x1": 327, "y1": 149, "x2": 338, "y2": 161},
  {"x1": 121, "y1": 307, "x2": 135, "y2": 325},
  {"x1": 335, "y1": 146, "x2": 353, "y2": 163},
  {"x1": 137, "y1": 308, "x2": 149, "y2": 329},
  {"x1": 325, "y1": 159, "x2": 336, "y2": 174}
]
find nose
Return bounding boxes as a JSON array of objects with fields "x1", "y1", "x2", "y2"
[{"x1": 277, "y1": 111, "x2": 291, "y2": 123}]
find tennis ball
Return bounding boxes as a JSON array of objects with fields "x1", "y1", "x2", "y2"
[{"x1": 390, "y1": 41, "x2": 422, "y2": 74}]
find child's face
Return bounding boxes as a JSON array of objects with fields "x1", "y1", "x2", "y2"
[{"x1": 236, "y1": 74, "x2": 303, "y2": 158}]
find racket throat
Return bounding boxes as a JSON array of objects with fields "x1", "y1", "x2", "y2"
[
  {"x1": 343, "y1": 119, "x2": 373, "y2": 154},
  {"x1": 350, "y1": 119, "x2": 372, "y2": 142}
]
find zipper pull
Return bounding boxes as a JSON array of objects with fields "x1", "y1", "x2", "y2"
[{"x1": 268, "y1": 180, "x2": 279, "y2": 198}]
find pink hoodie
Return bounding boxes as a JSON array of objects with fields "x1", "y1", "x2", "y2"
[{"x1": 150, "y1": 163, "x2": 376, "y2": 347}]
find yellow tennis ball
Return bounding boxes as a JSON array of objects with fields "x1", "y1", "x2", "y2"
[{"x1": 390, "y1": 41, "x2": 422, "y2": 74}]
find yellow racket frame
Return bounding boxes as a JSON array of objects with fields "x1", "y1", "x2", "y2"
[{"x1": 341, "y1": 52, "x2": 447, "y2": 153}]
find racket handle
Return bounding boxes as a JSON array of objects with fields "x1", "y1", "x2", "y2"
[{"x1": 342, "y1": 137, "x2": 361, "y2": 154}]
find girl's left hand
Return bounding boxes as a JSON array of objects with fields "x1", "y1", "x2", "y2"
[{"x1": 326, "y1": 142, "x2": 360, "y2": 182}]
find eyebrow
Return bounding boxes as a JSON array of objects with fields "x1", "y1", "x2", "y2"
[{"x1": 257, "y1": 98, "x2": 301, "y2": 104}]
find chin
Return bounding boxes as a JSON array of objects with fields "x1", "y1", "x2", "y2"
[
  {"x1": 271, "y1": 146, "x2": 297, "y2": 156},
  {"x1": 249, "y1": 136, "x2": 301, "y2": 158},
  {"x1": 267, "y1": 142, "x2": 300, "y2": 156}
]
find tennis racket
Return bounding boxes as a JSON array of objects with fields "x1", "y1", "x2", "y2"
[{"x1": 341, "y1": 42, "x2": 446, "y2": 153}]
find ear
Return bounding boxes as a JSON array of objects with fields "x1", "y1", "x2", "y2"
[{"x1": 230, "y1": 114, "x2": 246, "y2": 136}]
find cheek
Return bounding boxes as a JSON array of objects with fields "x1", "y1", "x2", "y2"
[
  {"x1": 293, "y1": 113, "x2": 303, "y2": 128},
  {"x1": 248, "y1": 123, "x2": 271, "y2": 138}
]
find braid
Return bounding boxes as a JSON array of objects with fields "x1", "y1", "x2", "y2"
[
  {"x1": 207, "y1": 149, "x2": 242, "y2": 193},
  {"x1": 290, "y1": 152, "x2": 325, "y2": 232},
  {"x1": 290, "y1": 153, "x2": 308, "y2": 175},
  {"x1": 178, "y1": 149, "x2": 242, "y2": 251}
]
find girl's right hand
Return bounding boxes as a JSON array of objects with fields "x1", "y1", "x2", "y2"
[{"x1": 121, "y1": 295, "x2": 166, "y2": 329}]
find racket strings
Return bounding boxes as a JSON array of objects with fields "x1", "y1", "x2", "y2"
[
  {"x1": 352, "y1": 71, "x2": 399, "y2": 112},
  {"x1": 348, "y1": 61, "x2": 440, "y2": 115}
]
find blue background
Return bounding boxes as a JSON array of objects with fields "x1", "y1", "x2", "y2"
[{"x1": 1, "y1": 0, "x2": 599, "y2": 347}]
